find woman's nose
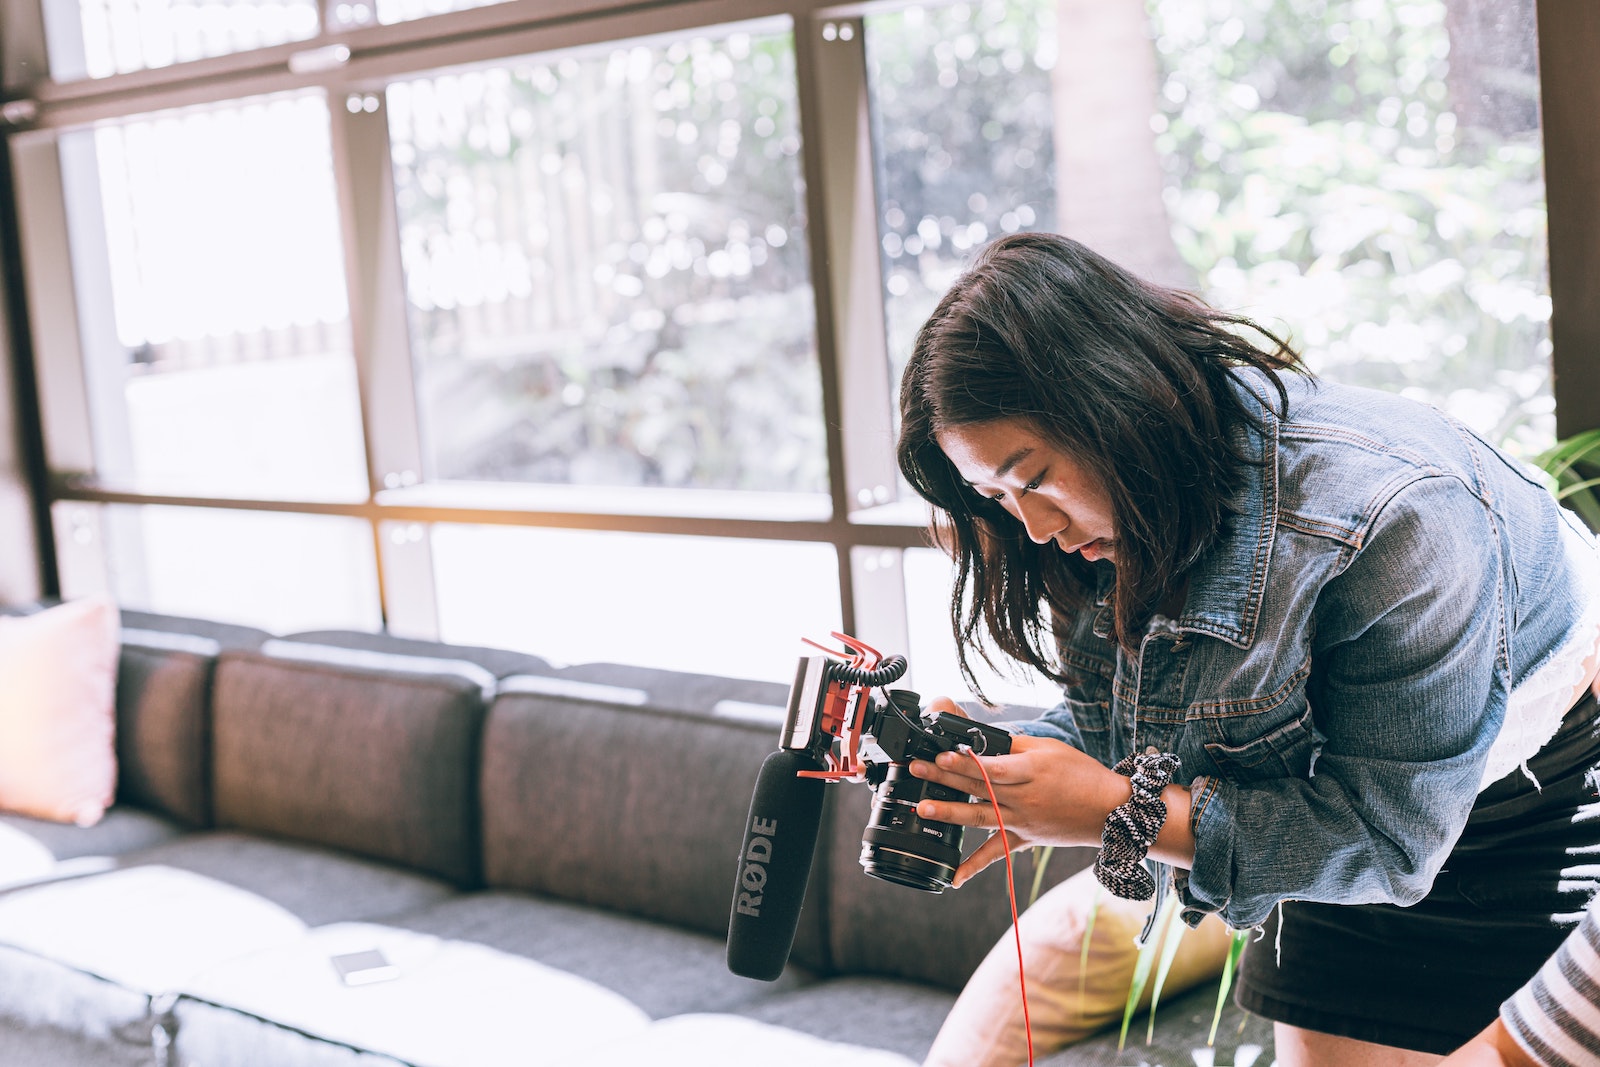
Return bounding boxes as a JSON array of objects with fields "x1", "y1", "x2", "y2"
[{"x1": 1016, "y1": 495, "x2": 1067, "y2": 545}]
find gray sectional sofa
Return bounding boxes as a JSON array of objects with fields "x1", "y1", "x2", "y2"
[{"x1": 0, "y1": 606, "x2": 1271, "y2": 1066}]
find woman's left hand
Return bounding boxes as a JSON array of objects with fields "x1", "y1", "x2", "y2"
[{"x1": 906, "y1": 698, "x2": 1134, "y2": 887}]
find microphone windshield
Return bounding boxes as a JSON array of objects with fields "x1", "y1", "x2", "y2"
[{"x1": 726, "y1": 748, "x2": 826, "y2": 981}]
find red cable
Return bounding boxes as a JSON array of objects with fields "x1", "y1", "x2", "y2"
[{"x1": 962, "y1": 746, "x2": 1034, "y2": 1067}]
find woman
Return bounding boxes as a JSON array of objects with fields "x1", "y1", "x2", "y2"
[{"x1": 899, "y1": 232, "x2": 1600, "y2": 1064}]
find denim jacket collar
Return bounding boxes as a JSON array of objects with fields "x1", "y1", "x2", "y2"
[
  {"x1": 1176, "y1": 374, "x2": 1281, "y2": 650},
  {"x1": 1089, "y1": 372, "x2": 1283, "y2": 649}
]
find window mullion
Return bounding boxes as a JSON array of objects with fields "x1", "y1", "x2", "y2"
[
  {"x1": 794, "y1": 12, "x2": 899, "y2": 643},
  {"x1": 798, "y1": 14, "x2": 898, "y2": 518},
  {"x1": 10, "y1": 132, "x2": 94, "y2": 481},
  {"x1": 327, "y1": 87, "x2": 437, "y2": 636},
  {"x1": 1538, "y1": 0, "x2": 1600, "y2": 438},
  {"x1": 3, "y1": 1, "x2": 52, "y2": 91}
]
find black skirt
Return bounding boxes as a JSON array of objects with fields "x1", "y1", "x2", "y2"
[{"x1": 1235, "y1": 688, "x2": 1600, "y2": 1055}]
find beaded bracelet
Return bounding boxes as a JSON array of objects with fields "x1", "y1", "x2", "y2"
[{"x1": 1093, "y1": 750, "x2": 1182, "y2": 900}]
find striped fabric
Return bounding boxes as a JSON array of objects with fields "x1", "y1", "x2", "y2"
[{"x1": 1504, "y1": 898, "x2": 1600, "y2": 1066}]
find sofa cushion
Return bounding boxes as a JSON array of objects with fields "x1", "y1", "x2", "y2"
[
  {"x1": 0, "y1": 1016, "x2": 157, "y2": 1067},
  {"x1": 117, "y1": 832, "x2": 455, "y2": 926},
  {"x1": 553, "y1": 662, "x2": 791, "y2": 716},
  {"x1": 172, "y1": 921, "x2": 651, "y2": 1067},
  {"x1": 392, "y1": 890, "x2": 809, "y2": 1019},
  {"x1": 282, "y1": 629, "x2": 555, "y2": 679},
  {"x1": 119, "y1": 609, "x2": 271, "y2": 652},
  {"x1": 0, "y1": 808, "x2": 181, "y2": 865},
  {"x1": 0, "y1": 864, "x2": 307, "y2": 1040},
  {"x1": 116, "y1": 610, "x2": 270, "y2": 829},
  {"x1": 730, "y1": 975, "x2": 958, "y2": 1063},
  {"x1": 211, "y1": 642, "x2": 493, "y2": 885},
  {"x1": 821, "y1": 778, "x2": 1092, "y2": 990},
  {"x1": 116, "y1": 628, "x2": 221, "y2": 827},
  {"x1": 478, "y1": 679, "x2": 829, "y2": 970},
  {"x1": 0, "y1": 831, "x2": 454, "y2": 1044},
  {"x1": 553, "y1": 1013, "x2": 921, "y2": 1067}
]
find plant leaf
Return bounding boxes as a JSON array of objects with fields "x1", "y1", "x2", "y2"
[
  {"x1": 1536, "y1": 428, "x2": 1600, "y2": 475},
  {"x1": 1555, "y1": 476, "x2": 1600, "y2": 501},
  {"x1": 1028, "y1": 845, "x2": 1054, "y2": 908},
  {"x1": 1118, "y1": 895, "x2": 1176, "y2": 1051},
  {"x1": 1533, "y1": 430, "x2": 1600, "y2": 536},
  {"x1": 1078, "y1": 883, "x2": 1101, "y2": 1018},
  {"x1": 1208, "y1": 929, "x2": 1251, "y2": 1047},
  {"x1": 1145, "y1": 900, "x2": 1190, "y2": 1043}
]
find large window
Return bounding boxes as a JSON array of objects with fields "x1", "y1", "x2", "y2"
[
  {"x1": 54, "y1": 90, "x2": 368, "y2": 502},
  {"x1": 1149, "y1": 0, "x2": 1549, "y2": 455},
  {"x1": 387, "y1": 23, "x2": 825, "y2": 496},
  {"x1": 865, "y1": 0, "x2": 1059, "y2": 392},
  {"x1": 865, "y1": 0, "x2": 1550, "y2": 455},
  {"x1": 61, "y1": 0, "x2": 320, "y2": 80},
  {"x1": 7, "y1": 0, "x2": 1557, "y2": 690},
  {"x1": 431, "y1": 525, "x2": 840, "y2": 679}
]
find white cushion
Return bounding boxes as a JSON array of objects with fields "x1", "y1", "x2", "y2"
[
  {"x1": 0, "y1": 864, "x2": 308, "y2": 1040},
  {"x1": 553, "y1": 1014, "x2": 921, "y2": 1067},
  {"x1": 0, "y1": 865, "x2": 307, "y2": 993},
  {"x1": 0, "y1": 822, "x2": 59, "y2": 887},
  {"x1": 179, "y1": 922, "x2": 652, "y2": 1067}
]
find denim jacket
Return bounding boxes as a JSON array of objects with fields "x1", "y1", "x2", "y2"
[{"x1": 1017, "y1": 370, "x2": 1600, "y2": 931}]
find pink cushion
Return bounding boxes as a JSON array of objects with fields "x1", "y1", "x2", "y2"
[{"x1": 0, "y1": 598, "x2": 120, "y2": 825}]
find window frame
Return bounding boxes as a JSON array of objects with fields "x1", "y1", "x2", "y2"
[
  {"x1": 0, "y1": 0, "x2": 1591, "y2": 659},
  {"x1": 2, "y1": 0, "x2": 919, "y2": 644}
]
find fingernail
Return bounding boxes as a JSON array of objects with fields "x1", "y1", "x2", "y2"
[
  {"x1": 917, "y1": 801, "x2": 936, "y2": 817},
  {"x1": 909, "y1": 760, "x2": 928, "y2": 777}
]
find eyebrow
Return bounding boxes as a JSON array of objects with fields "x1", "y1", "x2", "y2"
[
  {"x1": 992, "y1": 446, "x2": 1034, "y2": 480},
  {"x1": 957, "y1": 446, "x2": 1038, "y2": 489}
]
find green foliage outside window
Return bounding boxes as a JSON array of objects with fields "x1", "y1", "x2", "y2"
[
  {"x1": 390, "y1": 29, "x2": 827, "y2": 493},
  {"x1": 1151, "y1": 0, "x2": 1549, "y2": 456}
]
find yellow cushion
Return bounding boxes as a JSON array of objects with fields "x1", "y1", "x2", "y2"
[{"x1": 923, "y1": 864, "x2": 1234, "y2": 1067}]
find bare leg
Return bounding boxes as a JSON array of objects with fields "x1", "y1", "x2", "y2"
[{"x1": 1274, "y1": 1023, "x2": 1445, "y2": 1067}]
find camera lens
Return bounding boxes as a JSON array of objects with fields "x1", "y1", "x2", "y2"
[{"x1": 859, "y1": 763, "x2": 968, "y2": 892}]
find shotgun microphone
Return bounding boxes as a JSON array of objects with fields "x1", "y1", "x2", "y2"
[{"x1": 726, "y1": 748, "x2": 826, "y2": 981}]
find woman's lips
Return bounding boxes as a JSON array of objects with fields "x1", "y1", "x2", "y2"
[{"x1": 1067, "y1": 538, "x2": 1113, "y2": 562}]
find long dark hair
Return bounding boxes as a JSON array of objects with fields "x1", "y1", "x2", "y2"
[{"x1": 897, "y1": 232, "x2": 1304, "y2": 697}]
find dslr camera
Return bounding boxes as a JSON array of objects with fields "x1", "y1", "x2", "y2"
[{"x1": 781, "y1": 635, "x2": 1013, "y2": 893}]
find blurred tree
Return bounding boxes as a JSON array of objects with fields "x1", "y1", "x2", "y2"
[
  {"x1": 1443, "y1": 0, "x2": 1540, "y2": 136},
  {"x1": 865, "y1": 0, "x2": 1058, "y2": 379},
  {"x1": 389, "y1": 29, "x2": 828, "y2": 493},
  {"x1": 1054, "y1": 0, "x2": 1190, "y2": 287},
  {"x1": 1148, "y1": 0, "x2": 1550, "y2": 455}
]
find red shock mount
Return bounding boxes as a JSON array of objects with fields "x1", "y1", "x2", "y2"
[{"x1": 792, "y1": 631, "x2": 883, "y2": 783}]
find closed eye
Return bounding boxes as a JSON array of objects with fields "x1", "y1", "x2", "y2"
[{"x1": 982, "y1": 471, "x2": 1045, "y2": 503}]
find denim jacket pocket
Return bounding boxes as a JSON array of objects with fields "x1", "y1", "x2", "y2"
[
  {"x1": 1058, "y1": 644, "x2": 1116, "y2": 754},
  {"x1": 1199, "y1": 699, "x2": 1321, "y2": 781}
]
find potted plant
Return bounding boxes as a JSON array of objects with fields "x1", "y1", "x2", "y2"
[{"x1": 1536, "y1": 429, "x2": 1600, "y2": 532}]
